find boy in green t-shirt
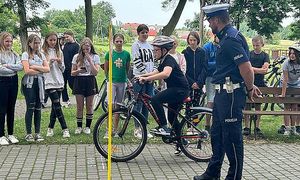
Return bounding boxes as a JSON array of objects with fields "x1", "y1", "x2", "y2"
[{"x1": 104, "y1": 34, "x2": 131, "y2": 138}]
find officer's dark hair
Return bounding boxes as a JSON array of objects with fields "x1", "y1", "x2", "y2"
[
  {"x1": 215, "y1": 11, "x2": 230, "y2": 25},
  {"x1": 137, "y1": 24, "x2": 149, "y2": 34},
  {"x1": 187, "y1": 31, "x2": 200, "y2": 45}
]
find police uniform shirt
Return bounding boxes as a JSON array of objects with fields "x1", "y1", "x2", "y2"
[
  {"x1": 250, "y1": 51, "x2": 270, "y2": 87},
  {"x1": 158, "y1": 54, "x2": 189, "y2": 89},
  {"x1": 212, "y1": 24, "x2": 250, "y2": 84}
]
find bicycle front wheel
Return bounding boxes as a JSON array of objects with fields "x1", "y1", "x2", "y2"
[
  {"x1": 93, "y1": 108, "x2": 147, "y2": 162},
  {"x1": 178, "y1": 107, "x2": 212, "y2": 162}
]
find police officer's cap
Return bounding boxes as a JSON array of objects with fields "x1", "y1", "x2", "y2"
[{"x1": 202, "y1": 4, "x2": 230, "y2": 19}]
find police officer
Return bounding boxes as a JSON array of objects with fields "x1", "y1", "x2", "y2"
[{"x1": 194, "y1": 4, "x2": 261, "y2": 180}]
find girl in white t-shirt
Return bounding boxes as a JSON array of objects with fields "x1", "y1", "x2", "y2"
[
  {"x1": 21, "y1": 34, "x2": 50, "y2": 142},
  {"x1": 71, "y1": 37, "x2": 100, "y2": 135},
  {"x1": 42, "y1": 32, "x2": 70, "y2": 138}
]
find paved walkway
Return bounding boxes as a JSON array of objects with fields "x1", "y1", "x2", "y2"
[{"x1": 1, "y1": 143, "x2": 300, "y2": 179}]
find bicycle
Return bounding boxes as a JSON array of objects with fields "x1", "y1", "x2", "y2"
[
  {"x1": 93, "y1": 79, "x2": 212, "y2": 162},
  {"x1": 262, "y1": 56, "x2": 286, "y2": 111},
  {"x1": 93, "y1": 79, "x2": 107, "y2": 111}
]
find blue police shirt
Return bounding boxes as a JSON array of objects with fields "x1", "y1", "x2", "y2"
[{"x1": 212, "y1": 24, "x2": 250, "y2": 84}]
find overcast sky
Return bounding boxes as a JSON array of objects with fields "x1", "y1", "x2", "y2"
[{"x1": 39, "y1": 0, "x2": 293, "y2": 28}]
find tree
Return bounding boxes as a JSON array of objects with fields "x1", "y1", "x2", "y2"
[
  {"x1": 3, "y1": 0, "x2": 49, "y2": 51},
  {"x1": 84, "y1": 0, "x2": 93, "y2": 40},
  {"x1": 288, "y1": 0, "x2": 300, "y2": 40},
  {"x1": 0, "y1": 0, "x2": 18, "y2": 34},
  {"x1": 161, "y1": 0, "x2": 187, "y2": 36},
  {"x1": 230, "y1": 0, "x2": 291, "y2": 38}
]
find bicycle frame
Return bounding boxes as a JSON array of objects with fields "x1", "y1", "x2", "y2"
[{"x1": 117, "y1": 82, "x2": 204, "y2": 138}]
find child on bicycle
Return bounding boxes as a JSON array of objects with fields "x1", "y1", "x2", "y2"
[
  {"x1": 243, "y1": 35, "x2": 269, "y2": 137},
  {"x1": 103, "y1": 33, "x2": 131, "y2": 138},
  {"x1": 138, "y1": 36, "x2": 189, "y2": 136},
  {"x1": 279, "y1": 45, "x2": 300, "y2": 136}
]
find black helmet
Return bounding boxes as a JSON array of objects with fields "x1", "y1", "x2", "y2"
[{"x1": 151, "y1": 35, "x2": 174, "y2": 51}]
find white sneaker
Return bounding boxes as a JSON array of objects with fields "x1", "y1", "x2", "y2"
[
  {"x1": 7, "y1": 135, "x2": 19, "y2": 144},
  {"x1": 62, "y1": 100, "x2": 71, "y2": 108},
  {"x1": 0, "y1": 136, "x2": 9, "y2": 145},
  {"x1": 83, "y1": 127, "x2": 91, "y2": 134},
  {"x1": 25, "y1": 134, "x2": 35, "y2": 142},
  {"x1": 134, "y1": 128, "x2": 142, "y2": 139},
  {"x1": 147, "y1": 132, "x2": 153, "y2": 139},
  {"x1": 75, "y1": 127, "x2": 82, "y2": 134},
  {"x1": 47, "y1": 128, "x2": 54, "y2": 137},
  {"x1": 35, "y1": 133, "x2": 44, "y2": 142},
  {"x1": 283, "y1": 129, "x2": 290, "y2": 136},
  {"x1": 62, "y1": 129, "x2": 70, "y2": 138}
]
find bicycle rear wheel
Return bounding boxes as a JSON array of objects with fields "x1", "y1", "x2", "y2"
[
  {"x1": 93, "y1": 108, "x2": 147, "y2": 162},
  {"x1": 178, "y1": 107, "x2": 212, "y2": 162}
]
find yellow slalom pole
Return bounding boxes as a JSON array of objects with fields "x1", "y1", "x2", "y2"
[{"x1": 107, "y1": 21, "x2": 113, "y2": 180}]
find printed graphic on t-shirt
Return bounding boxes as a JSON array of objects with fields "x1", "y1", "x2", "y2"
[
  {"x1": 138, "y1": 48, "x2": 154, "y2": 63},
  {"x1": 114, "y1": 58, "x2": 123, "y2": 68}
]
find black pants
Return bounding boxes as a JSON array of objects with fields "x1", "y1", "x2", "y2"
[
  {"x1": 22, "y1": 79, "x2": 42, "y2": 134},
  {"x1": 62, "y1": 68, "x2": 74, "y2": 102},
  {"x1": 0, "y1": 75, "x2": 18, "y2": 137},
  {"x1": 46, "y1": 89, "x2": 67, "y2": 129},
  {"x1": 151, "y1": 88, "x2": 189, "y2": 130}
]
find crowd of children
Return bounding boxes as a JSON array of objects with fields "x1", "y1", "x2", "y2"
[{"x1": 0, "y1": 24, "x2": 299, "y2": 146}]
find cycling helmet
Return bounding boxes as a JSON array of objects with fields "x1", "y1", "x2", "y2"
[
  {"x1": 289, "y1": 45, "x2": 300, "y2": 52},
  {"x1": 151, "y1": 35, "x2": 174, "y2": 51}
]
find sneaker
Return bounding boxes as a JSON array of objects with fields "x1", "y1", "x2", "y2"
[
  {"x1": 62, "y1": 100, "x2": 71, "y2": 108},
  {"x1": 296, "y1": 126, "x2": 300, "y2": 134},
  {"x1": 114, "y1": 132, "x2": 120, "y2": 138},
  {"x1": 278, "y1": 125, "x2": 286, "y2": 134},
  {"x1": 134, "y1": 128, "x2": 142, "y2": 139},
  {"x1": 154, "y1": 127, "x2": 171, "y2": 136},
  {"x1": 25, "y1": 134, "x2": 35, "y2": 142},
  {"x1": 174, "y1": 146, "x2": 182, "y2": 156},
  {"x1": 7, "y1": 135, "x2": 19, "y2": 144},
  {"x1": 75, "y1": 127, "x2": 82, "y2": 134},
  {"x1": 243, "y1": 127, "x2": 251, "y2": 136},
  {"x1": 46, "y1": 128, "x2": 54, "y2": 137},
  {"x1": 147, "y1": 132, "x2": 153, "y2": 139},
  {"x1": 0, "y1": 136, "x2": 9, "y2": 145},
  {"x1": 291, "y1": 127, "x2": 300, "y2": 136},
  {"x1": 283, "y1": 129, "x2": 290, "y2": 136},
  {"x1": 83, "y1": 127, "x2": 91, "y2": 134},
  {"x1": 254, "y1": 127, "x2": 264, "y2": 137},
  {"x1": 62, "y1": 129, "x2": 70, "y2": 138},
  {"x1": 35, "y1": 133, "x2": 44, "y2": 142}
]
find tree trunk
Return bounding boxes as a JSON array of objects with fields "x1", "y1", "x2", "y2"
[
  {"x1": 162, "y1": 0, "x2": 187, "y2": 36},
  {"x1": 16, "y1": 0, "x2": 28, "y2": 52},
  {"x1": 85, "y1": 0, "x2": 93, "y2": 41},
  {"x1": 199, "y1": 0, "x2": 205, "y2": 46}
]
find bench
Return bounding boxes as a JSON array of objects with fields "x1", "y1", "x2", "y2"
[{"x1": 242, "y1": 87, "x2": 300, "y2": 139}]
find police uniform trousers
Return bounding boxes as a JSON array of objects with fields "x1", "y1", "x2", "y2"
[{"x1": 205, "y1": 87, "x2": 246, "y2": 180}]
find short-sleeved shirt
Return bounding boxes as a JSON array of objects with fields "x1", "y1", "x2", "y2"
[
  {"x1": 72, "y1": 54, "x2": 100, "y2": 76},
  {"x1": 158, "y1": 54, "x2": 189, "y2": 89},
  {"x1": 212, "y1": 25, "x2": 250, "y2": 84},
  {"x1": 249, "y1": 51, "x2": 270, "y2": 87},
  {"x1": 281, "y1": 59, "x2": 300, "y2": 86},
  {"x1": 105, "y1": 50, "x2": 131, "y2": 83}
]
